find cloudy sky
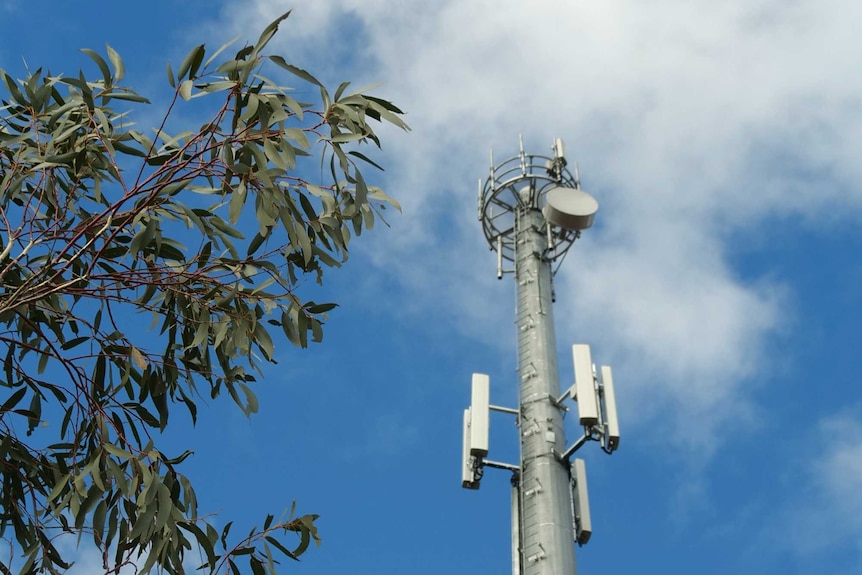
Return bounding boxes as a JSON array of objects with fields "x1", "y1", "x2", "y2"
[{"x1": 2, "y1": 1, "x2": 861, "y2": 574}]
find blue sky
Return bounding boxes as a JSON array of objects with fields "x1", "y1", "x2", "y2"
[{"x1": 2, "y1": 1, "x2": 861, "y2": 574}]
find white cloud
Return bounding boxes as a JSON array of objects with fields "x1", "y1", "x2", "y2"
[
  {"x1": 555, "y1": 231, "x2": 784, "y2": 450},
  {"x1": 208, "y1": 0, "x2": 862, "y2": 451},
  {"x1": 815, "y1": 416, "x2": 862, "y2": 531},
  {"x1": 51, "y1": 531, "x2": 209, "y2": 574},
  {"x1": 764, "y1": 413, "x2": 862, "y2": 556}
]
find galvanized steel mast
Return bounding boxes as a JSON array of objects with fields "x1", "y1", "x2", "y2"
[
  {"x1": 462, "y1": 137, "x2": 619, "y2": 575},
  {"x1": 514, "y1": 196, "x2": 575, "y2": 575}
]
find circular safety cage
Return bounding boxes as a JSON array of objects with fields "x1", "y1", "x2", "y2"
[{"x1": 479, "y1": 152, "x2": 581, "y2": 263}]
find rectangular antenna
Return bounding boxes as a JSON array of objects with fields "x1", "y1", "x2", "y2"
[
  {"x1": 600, "y1": 366, "x2": 620, "y2": 451},
  {"x1": 477, "y1": 178, "x2": 484, "y2": 221},
  {"x1": 572, "y1": 345, "x2": 599, "y2": 425},
  {"x1": 518, "y1": 134, "x2": 526, "y2": 174},
  {"x1": 462, "y1": 408, "x2": 479, "y2": 489},
  {"x1": 511, "y1": 483, "x2": 522, "y2": 575},
  {"x1": 571, "y1": 458, "x2": 592, "y2": 545},
  {"x1": 470, "y1": 373, "x2": 490, "y2": 457},
  {"x1": 497, "y1": 236, "x2": 503, "y2": 280},
  {"x1": 553, "y1": 137, "x2": 565, "y2": 160}
]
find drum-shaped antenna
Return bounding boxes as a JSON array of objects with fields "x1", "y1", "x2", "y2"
[{"x1": 542, "y1": 187, "x2": 599, "y2": 231}]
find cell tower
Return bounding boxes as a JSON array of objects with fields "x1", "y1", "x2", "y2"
[{"x1": 462, "y1": 137, "x2": 620, "y2": 575}]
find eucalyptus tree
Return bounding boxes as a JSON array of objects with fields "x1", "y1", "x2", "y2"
[{"x1": 0, "y1": 12, "x2": 407, "y2": 574}]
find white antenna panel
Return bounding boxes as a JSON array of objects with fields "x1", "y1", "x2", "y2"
[
  {"x1": 572, "y1": 345, "x2": 599, "y2": 425},
  {"x1": 470, "y1": 373, "x2": 490, "y2": 457},
  {"x1": 601, "y1": 366, "x2": 620, "y2": 451},
  {"x1": 553, "y1": 137, "x2": 566, "y2": 159},
  {"x1": 571, "y1": 458, "x2": 592, "y2": 545},
  {"x1": 462, "y1": 408, "x2": 479, "y2": 489}
]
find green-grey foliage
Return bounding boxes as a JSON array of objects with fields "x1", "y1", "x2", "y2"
[{"x1": 0, "y1": 12, "x2": 407, "y2": 574}]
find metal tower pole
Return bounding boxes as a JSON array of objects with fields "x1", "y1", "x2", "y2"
[
  {"x1": 514, "y1": 207, "x2": 576, "y2": 575},
  {"x1": 463, "y1": 137, "x2": 617, "y2": 575}
]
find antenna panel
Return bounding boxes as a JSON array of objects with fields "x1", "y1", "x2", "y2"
[
  {"x1": 462, "y1": 408, "x2": 479, "y2": 489},
  {"x1": 553, "y1": 137, "x2": 566, "y2": 160},
  {"x1": 572, "y1": 345, "x2": 599, "y2": 425},
  {"x1": 470, "y1": 373, "x2": 490, "y2": 457},
  {"x1": 601, "y1": 366, "x2": 620, "y2": 451},
  {"x1": 511, "y1": 483, "x2": 522, "y2": 575},
  {"x1": 571, "y1": 458, "x2": 592, "y2": 545}
]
